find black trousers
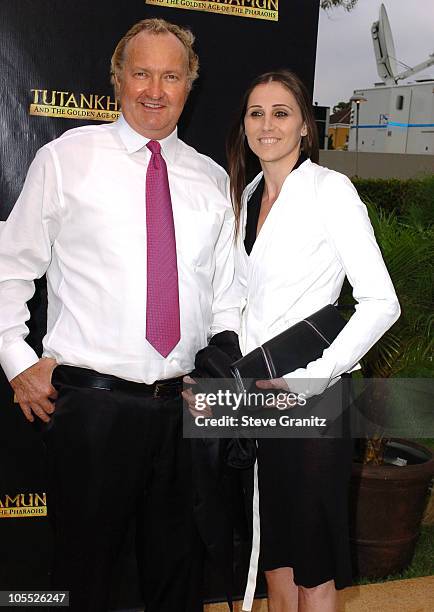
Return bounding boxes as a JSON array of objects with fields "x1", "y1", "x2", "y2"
[{"x1": 41, "y1": 373, "x2": 203, "y2": 612}]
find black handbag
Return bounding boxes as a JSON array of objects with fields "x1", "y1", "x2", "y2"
[
  {"x1": 231, "y1": 305, "x2": 347, "y2": 394},
  {"x1": 192, "y1": 332, "x2": 257, "y2": 470}
]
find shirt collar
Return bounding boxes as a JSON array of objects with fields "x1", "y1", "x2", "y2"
[
  {"x1": 115, "y1": 114, "x2": 178, "y2": 163},
  {"x1": 245, "y1": 156, "x2": 312, "y2": 201}
]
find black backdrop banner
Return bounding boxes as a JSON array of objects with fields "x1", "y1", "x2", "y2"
[
  {"x1": 0, "y1": 0, "x2": 320, "y2": 607},
  {"x1": 0, "y1": 0, "x2": 320, "y2": 219}
]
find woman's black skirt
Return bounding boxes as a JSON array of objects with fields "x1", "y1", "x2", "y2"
[{"x1": 256, "y1": 385, "x2": 354, "y2": 590}]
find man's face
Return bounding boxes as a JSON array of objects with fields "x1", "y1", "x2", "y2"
[{"x1": 115, "y1": 31, "x2": 190, "y2": 139}]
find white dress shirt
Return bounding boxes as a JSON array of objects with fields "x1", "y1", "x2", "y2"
[
  {"x1": 0, "y1": 115, "x2": 240, "y2": 383},
  {"x1": 236, "y1": 158, "x2": 401, "y2": 398}
]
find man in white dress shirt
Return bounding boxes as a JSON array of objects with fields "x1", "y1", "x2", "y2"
[{"x1": 0, "y1": 19, "x2": 239, "y2": 612}]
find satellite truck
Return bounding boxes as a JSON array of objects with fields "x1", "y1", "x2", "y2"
[{"x1": 348, "y1": 3, "x2": 434, "y2": 155}]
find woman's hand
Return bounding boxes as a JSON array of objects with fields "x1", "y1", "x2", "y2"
[
  {"x1": 256, "y1": 377, "x2": 290, "y2": 391},
  {"x1": 255, "y1": 377, "x2": 303, "y2": 410}
]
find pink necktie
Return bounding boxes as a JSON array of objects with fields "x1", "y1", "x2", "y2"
[{"x1": 145, "y1": 140, "x2": 180, "y2": 357}]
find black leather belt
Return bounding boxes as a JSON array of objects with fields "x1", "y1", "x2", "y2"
[{"x1": 52, "y1": 365, "x2": 184, "y2": 399}]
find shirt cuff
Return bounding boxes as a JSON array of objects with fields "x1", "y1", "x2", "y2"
[
  {"x1": 283, "y1": 367, "x2": 332, "y2": 398},
  {"x1": 0, "y1": 340, "x2": 39, "y2": 381},
  {"x1": 283, "y1": 359, "x2": 361, "y2": 398},
  {"x1": 283, "y1": 353, "x2": 340, "y2": 398}
]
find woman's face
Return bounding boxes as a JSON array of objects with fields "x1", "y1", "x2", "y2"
[{"x1": 244, "y1": 81, "x2": 307, "y2": 165}]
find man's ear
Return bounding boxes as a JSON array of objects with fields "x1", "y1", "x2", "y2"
[{"x1": 112, "y1": 71, "x2": 122, "y2": 99}]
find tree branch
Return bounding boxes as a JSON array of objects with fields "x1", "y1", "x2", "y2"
[{"x1": 320, "y1": 0, "x2": 358, "y2": 11}]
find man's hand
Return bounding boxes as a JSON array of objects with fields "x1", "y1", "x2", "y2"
[
  {"x1": 182, "y1": 375, "x2": 212, "y2": 418},
  {"x1": 10, "y1": 358, "x2": 58, "y2": 423}
]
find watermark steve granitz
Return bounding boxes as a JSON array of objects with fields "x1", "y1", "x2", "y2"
[
  {"x1": 192, "y1": 389, "x2": 327, "y2": 429},
  {"x1": 194, "y1": 413, "x2": 328, "y2": 429}
]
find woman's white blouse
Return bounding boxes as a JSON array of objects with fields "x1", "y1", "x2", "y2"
[{"x1": 235, "y1": 159, "x2": 400, "y2": 398}]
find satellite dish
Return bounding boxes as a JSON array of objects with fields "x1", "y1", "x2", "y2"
[
  {"x1": 372, "y1": 4, "x2": 398, "y2": 83},
  {"x1": 371, "y1": 4, "x2": 434, "y2": 85}
]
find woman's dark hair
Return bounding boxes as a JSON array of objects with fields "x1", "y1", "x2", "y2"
[{"x1": 226, "y1": 69, "x2": 319, "y2": 237}]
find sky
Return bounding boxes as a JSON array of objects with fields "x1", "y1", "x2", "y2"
[{"x1": 313, "y1": 0, "x2": 434, "y2": 109}]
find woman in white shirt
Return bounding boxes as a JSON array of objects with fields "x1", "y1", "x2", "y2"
[{"x1": 226, "y1": 70, "x2": 400, "y2": 612}]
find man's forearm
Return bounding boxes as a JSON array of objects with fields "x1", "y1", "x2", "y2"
[{"x1": 0, "y1": 146, "x2": 60, "y2": 381}]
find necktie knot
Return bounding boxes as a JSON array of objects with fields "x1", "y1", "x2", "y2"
[
  {"x1": 147, "y1": 140, "x2": 162, "y2": 170},
  {"x1": 146, "y1": 140, "x2": 161, "y2": 155}
]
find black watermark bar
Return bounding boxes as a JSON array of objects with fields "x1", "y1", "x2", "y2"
[
  {"x1": 0, "y1": 591, "x2": 69, "y2": 607},
  {"x1": 183, "y1": 377, "x2": 434, "y2": 439}
]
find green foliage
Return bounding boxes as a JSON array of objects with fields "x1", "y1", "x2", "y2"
[
  {"x1": 321, "y1": 0, "x2": 358, "y2": 10},
  {"x1": 347, "y1": 199, "x2": 434, "y2": 464},
  {"x1": 340, "y1": 199, "x2": 433, "y2": 379},
  {"x1": 333, "y1": 101, "x2": 351, "y2": 114},
  {"x1": 351, "y1": 177, "x2": 433, "y2": 382},
  {"x1": 352, "y1": 175, "x2": 434, "y2": 225}
]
